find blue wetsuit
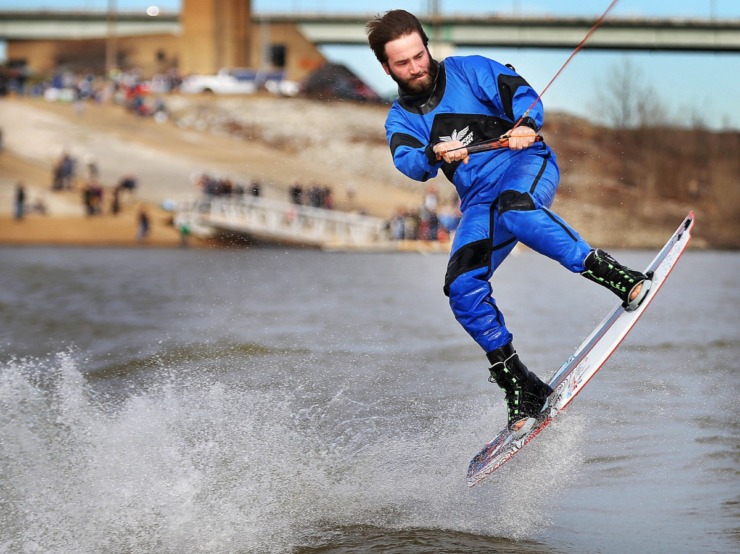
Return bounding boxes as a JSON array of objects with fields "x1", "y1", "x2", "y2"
[{"x1": 385, "y1": 55, "x2": 592, "y2": 354}]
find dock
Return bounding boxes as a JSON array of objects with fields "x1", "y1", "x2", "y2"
[{"x1": 175, "y1": 195, "x2": 450, "y2": 253}]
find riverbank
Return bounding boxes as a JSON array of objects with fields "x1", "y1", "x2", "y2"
[
  {"x1": 0, "y1": 145, "x2": 182, "y2": 247},
  {"x1": 1, "y1": 94, "x2": 733, "y2": 249},
  {"x1": 0, "y1": 95, "x2": 423, "y2": 249}
]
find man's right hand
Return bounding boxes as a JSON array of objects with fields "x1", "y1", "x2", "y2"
[
  {"x1": 434, "y1": 141, "x2": 470, "y2": 165},
  {"x1": 507, "y1": 126, "x2": 537, "y2": 150}
]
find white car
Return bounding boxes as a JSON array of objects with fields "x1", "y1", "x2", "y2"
[{"x1": 180, "y1": 68, "x2": 284, "y2": 95}]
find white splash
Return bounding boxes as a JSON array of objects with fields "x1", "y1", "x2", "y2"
[{"x1": 0, "y1": 352, "x2": 587, "y2": 552}]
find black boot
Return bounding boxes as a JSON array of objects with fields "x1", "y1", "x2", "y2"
[
  {"x1": 581, "y1": 249, "x2": 652, "y2": 311},
  {"x1": 487, "y1": 343, "x2": 552, "y2": 434}
]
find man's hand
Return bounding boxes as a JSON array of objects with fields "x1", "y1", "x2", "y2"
[
  {"x1": 507, "y1": 126, "x2": 536, "y2": 150},
  {"x1": 434, "y1": 141, "x2": 470, "y2": 164}
]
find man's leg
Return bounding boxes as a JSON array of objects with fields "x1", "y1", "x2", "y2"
[
  {"x1": 495, "y1": 149, "x2": 592, "y2": 272},
  {"x1": 497, "y1": 150, "x2": 651, "y2": 308},
  {"x1": 444, "y1": 203, "x2": 551, "y2": 435},
  {"x1": 444, "y1": 202, "x2": 514, "y2": 353}
]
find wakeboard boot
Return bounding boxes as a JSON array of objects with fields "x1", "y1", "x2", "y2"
[
  {"x1": 487, "y1": 343, "x2": 552, "y2": 437},
  {"x1": 581, "y1": 249, "x2": 652, "y2": 311}
]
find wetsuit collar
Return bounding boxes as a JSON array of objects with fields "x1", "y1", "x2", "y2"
[{"x1": 397, "y1": 60, "x2": 445, "y2": 115}]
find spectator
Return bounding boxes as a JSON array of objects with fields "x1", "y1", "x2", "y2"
[
  {"x1": 137, "y1": 206, "x2": 150, "y2": 241},
  {"x1": 82, "y1": 178, "x2": 103, "y2": 215},
  {"x1": 60, "y1": 153, "x2": 75, "y2": 190},
  {"x1": 119, "y1": 175, "x2": 137, "y2": 194},
  {"x1": 111, "y1": 185, "x2": 121, "y2": 215},
  {"x1": 178, "y1": 220, "x2": 191, "y2": 247},
  {"x1": 322, "y1": 187, "x2": 334, "y2": 209},
  {"x1": 14, "y1": 181, "x2": 26, "y2": 220},
  {"x1": 289, "y1": 182, "x2": 303, "y2": 205}
]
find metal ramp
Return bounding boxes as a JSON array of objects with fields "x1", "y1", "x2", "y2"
[{"x1": 175, "y1": 195, "x2": 390, "y2": 249}]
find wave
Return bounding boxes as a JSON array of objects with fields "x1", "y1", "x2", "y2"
[
  {"x1": 85, "y1": 340, "x2": 303, "y2": 380},
  {"x1": 0, "y1": 351, "x2": 588, "y2": 553}
]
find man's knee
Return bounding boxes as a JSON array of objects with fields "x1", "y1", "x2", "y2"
[{"x1": 444, "y1": 238, "x2": 491, "y2": 297}]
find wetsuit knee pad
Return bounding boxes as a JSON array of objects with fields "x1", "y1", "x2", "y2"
[
  {"x1": 443, "y1": 238, "x2": 491, "y2": 297},
  {"x1": 497, "y1": 190, "x2": 536, "y2": 214}
]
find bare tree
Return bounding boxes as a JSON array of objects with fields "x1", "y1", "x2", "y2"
[
  {"x1": 591, "y1": 57, "x2": 670, "y2": 211},
  {"x1": 592, "y1": 57, "x2": 642, "y2": 130}
]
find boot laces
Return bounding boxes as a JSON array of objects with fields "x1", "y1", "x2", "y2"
[{"x1": 585, "y1": 250, "x2": 642, "y2": 296}]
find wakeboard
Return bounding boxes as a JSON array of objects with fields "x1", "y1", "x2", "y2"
[{"x1": 467, "y1": 211, "x2": 695, "y2": 486}]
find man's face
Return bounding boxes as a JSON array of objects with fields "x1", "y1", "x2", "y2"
[{"x1": 382, "y1": 32, "x2": 435, "y2": 95}]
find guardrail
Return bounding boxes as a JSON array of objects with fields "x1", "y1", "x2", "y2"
[{"x1": 175, "y1": 195, "x2": 389, "y2": 248}]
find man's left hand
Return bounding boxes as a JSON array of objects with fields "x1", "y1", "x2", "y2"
[{"x1": 507, "y1": 126, "x2": 536, "y2": 150}]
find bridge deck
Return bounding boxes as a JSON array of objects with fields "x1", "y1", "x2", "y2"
[{"x1": 1, "y1": 11, "x2": 738, "y2": 52}]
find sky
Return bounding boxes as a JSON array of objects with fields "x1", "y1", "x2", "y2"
[{"x1": 1, "y1": 0, "x2": 738, "y2": 129}]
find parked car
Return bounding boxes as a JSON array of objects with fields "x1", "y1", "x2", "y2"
[
  {"x1": 180, "y1": 68, "x2": 285, "y2": 95},
  {"x1": 302, "y1": 63, "x2": 381, "y2": 103}
]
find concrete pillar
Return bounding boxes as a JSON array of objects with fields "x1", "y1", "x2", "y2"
[{"x1": 180, "y1": 0, "x2": 252, "y2": 74}]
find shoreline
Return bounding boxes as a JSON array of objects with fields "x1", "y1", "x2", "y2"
[
  {"x1": 0, "y1": 95, "x2": 424, "y2": 249},
  {"x1": 1, "y1": 95, "x2": 731, "y2": 250},
  {"x1": 0, "y1": 212, "x2": 185, "y2": 248}
]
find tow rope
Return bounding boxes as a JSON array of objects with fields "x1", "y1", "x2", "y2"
[{"x1": 450, "y1": 0, "x2": 621, "y2": 155}]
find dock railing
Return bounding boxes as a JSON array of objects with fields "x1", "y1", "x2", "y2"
[{"x1": 175, "y1": 195, "x2": 389, "y2": 249}]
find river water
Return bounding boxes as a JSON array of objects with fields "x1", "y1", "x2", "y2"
[{"x1": 0, "y1": 245, "x2": 737, "y2": 553}]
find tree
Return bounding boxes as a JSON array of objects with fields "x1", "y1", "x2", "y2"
[
  {"x1": 591, "y1": 57, "x2": 670, "y2": 211},
  {"x1": 592, "y1": 57, "x2": 642, "y2": 130}
]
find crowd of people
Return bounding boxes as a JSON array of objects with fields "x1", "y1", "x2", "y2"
[
  {"x1": 9, "y1": 152, "x2": 150, "y2": 240},
  {"x1": 6, "y1": 70, "x2": 463, "y2": 244},
  {"x1": 195, "y1": 172, "x2": 460, "y2": 242},
  {"x1": 288, "y1": 182, "x2": 334, "y2": 210},
  {"x1": 388, "y1": 185, "x2": 461, "y2": 242},
  {"x1": 11, "y1": 148, "x2": 462, "y2": 244},
  {"x1": 12, "y1": 68, "x2": 175, "y2": 120},
  {"x1": 49, "y1": 151, "x2": 140, "y2": 217},
  {"x1": 194, "y1": 173, "x2": 342, "y2": 214},
  {"x1": 195, "y1": 173, "x2": 262, "y2": 198}
]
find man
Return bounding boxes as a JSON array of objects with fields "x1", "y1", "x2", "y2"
[
  {"x1": 14, "y1": 181, "x2": 26, "y2": 220},
  {"x1": 366, "y1": 10, "x2": 651, "y2": 436}
]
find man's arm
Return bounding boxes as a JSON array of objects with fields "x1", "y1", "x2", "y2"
[{"x1": 386, "y1": 118, "x2": 443, "y2": 182}]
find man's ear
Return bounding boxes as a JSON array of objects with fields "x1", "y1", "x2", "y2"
[{"x1": 381, "y1": 62, "x2": 391, "y2": 76}]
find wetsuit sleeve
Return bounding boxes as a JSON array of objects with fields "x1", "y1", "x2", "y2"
[
  {"x1": 455, "y1": 56, "x2": 544, "y2": 130},
  {"x1": 385, "y1": 109, "x2": 442, "y2": 183}
]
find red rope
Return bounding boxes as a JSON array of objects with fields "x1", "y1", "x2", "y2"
[
  {"x1": 513, "y1": 0, "x2": 621, "y2": 129},
  {"x1": 443, "y1": 0, "x2": 621, "y2": 157}
]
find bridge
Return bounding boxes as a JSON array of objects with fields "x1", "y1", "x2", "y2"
[
  {"x1": 287, "y1": 13, "x2": 740, "y2": 53},
  {"x1": 175, "y1": 195, "x2": 395, "y2": 251},
  {"x1": 0, "y1": 11, "x2": 180, "y2": 40},
  {"x1": 0, "y1": 11, "x2": 738, "y2": 52}
]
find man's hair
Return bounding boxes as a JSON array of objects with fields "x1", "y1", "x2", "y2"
[{"x1": 366, "y1": 10, "x2": 429, "y2": 64}]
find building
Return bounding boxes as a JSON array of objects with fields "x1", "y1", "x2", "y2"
[{"x1": 3, "y1": 0, "x2": 326, "y2": 82}]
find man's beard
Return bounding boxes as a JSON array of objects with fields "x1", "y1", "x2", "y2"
[{"x1": 389, "y1": 57, "x2": 438, "y2": 96}]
